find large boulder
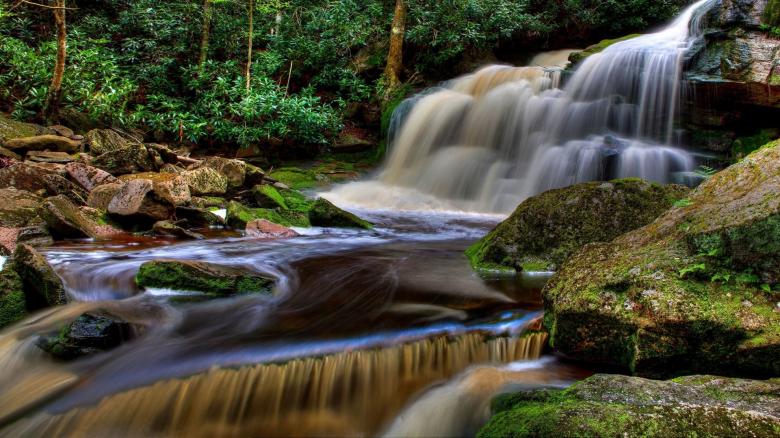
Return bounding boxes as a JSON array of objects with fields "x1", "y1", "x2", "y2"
[
  {"x1": 201, "y1": 157, "x2": 246, "y2": 189},
  {"x1": 0, "y1": 162, "x2": 58, "y2": 193},
  {"x1": 41, "y1": 195, "x2": 119, "y2": 239},
  {"x1": 119, "y1": 172, "x2": 191, "y2": 206},
  {"x1": 4, "y1": 135, "x2": 80, "y2": 153},
  {"x1": 0, "y1": 188, "x2": 43, "y2": 228},
  {"x1": 467, "y1": 179, "x2": 689, "y2": 272},
  {"x1": 135, "y1": 260, "x2": 274, "y2": 297},
  {"x1": 12, "y1": 244, "x2": 66, "y2": 309},
  {"x1": 181, "y1": 166, "x2": 228, "y2": 196},
  {"x1": 107, "y1": 179, "x2": 174, "y2": 224},
  {"x1": 544, "y1": 142, "x2": 780, "y2": 377},
  {"x1": 308, "y1": 198, "x2": 373, "y2": 229},
  {"x1": 64, "y1": 162, "x2": 117, "y2": 192},
  {"x1": 87, "y1": 182, "x2": 124, "y2": 210},
  {"x1": 91, "y1": 144, "x2": 157, "y2": 176},
  {"x1": 479, "y1": 374, "x2": 780, "y2": 438},
  {"x1": 84, "y1": 129, "x2": 133, "y2": 156}
]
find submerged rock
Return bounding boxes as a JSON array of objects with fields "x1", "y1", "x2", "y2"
[
  {"x1": 479, "y1": 374, "x2": 780, "y2": 438},
  {"x1": 544, "y1": 141, "x2": 780, "y2": 377},
  {"x1": 467, "y1": 179, "x2": 688, "y2": 273},
  {"x1": 135, "y1": 260, "x2": 274, "y2": 297},
  {"x1": 12, "y1": 244, "x2": 66, "y2": 309},
  {"x1": 37, "y1": 312, "x2": 133, "y2": 361},
  {"x1": 308, "y1": 198, "x2": 373, "y2": 229}
]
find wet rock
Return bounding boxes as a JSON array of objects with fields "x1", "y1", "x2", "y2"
[
  {"x1": 4, "y1": 135, "x2": 81, "y2": 153},
  {"x1": 331, "y1": 131, "x2": 375, "y2": 153},
  {"x1": 0, "y1": 115, "x2": 52, "y2": 142},
  {"x1": 201, "y1": 157, "x2": 246, "y2": 189},
  {"x1": 246, "y1": 219, "x2": 299, "y2": 239},
  {"x1": 253, "y1": 184, "x2": 289, "y2": 209},
  {"x1": 13, "y1": 244, "x2": 66, "y2": 309},
  {"x1": 544, "y1": 141, "x2": 780, "y2": 377},
  {"x1": 181, "y1": 166, "x2": 228, "y2": 196},
  {"x1": 189, "y1": 196, "x2": 226, "y2": 209},
  {"x1": 152, "y1": 220, "x2": 204, "y2": 240},
  {"x1": 25, "y1": 151, "x2": 76, "y2": 164},
  {"x1": 135, "y1": 259, "x2": 274, "y2": 297},
  {"x1": 107, "y1": 179, "x2": 174, "y2": 224},
  {"x1": 568, "y1": 34, "x2": 641, "y2": 65},
  {"x1": 64, "y1": 162, "x2": 117, "y2": 192},
  {"x1": 308, "y1": 198, "x2": 373, "y2": 229},
  {"x1": 91, "y1": 144, "x2": 156, "y2": 176},
  {"x1": 0, "y1": 188, "x2": 43, "y2": 228},
  {"x1": 36, "y1": 312, "x2": 133, "y2": 361},
  {"x1": 87, "y1": 182, "x2": 124, "y2": 210},
  {"x1": 480, "y1": 374, "x2": 780, "y2": 438},
  {"x1": 119, "y1": 172, "x2": 191, "y2": 206},
  {"x1": 174, "y1": 206, "x2": 225, "y2": 228},
  {"x1": 226, "y1": 200, "x2": 309, "y2": 229},
  {"x1": 466, "y1": 179, "x2": 690, "y2": 273},
  {"x1": 0, "y1": 266, "x2": 25, "y2": 328},
  {"x1": 84, "y1": 129, "x2": 133, "y2": 156},
  {"x1": 41, "y1": 195, "x2": 118, "y2": 239}
]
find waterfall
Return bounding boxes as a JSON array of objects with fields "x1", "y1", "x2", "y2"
[
  {"x1": 3, "y1": 332, "x2": 547, "y2": 437},
  {"x1": 326, "y1": 0, "x2": 715, "y2": 214}
]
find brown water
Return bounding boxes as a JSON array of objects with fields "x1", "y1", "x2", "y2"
[{"x1": 0, "y1": 210, "x2": 585, "y2": 437}]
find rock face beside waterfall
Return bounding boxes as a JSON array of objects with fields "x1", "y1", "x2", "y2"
[
  {"x1": 478, "y1": 374, "x2": 780, "y2": 437},
  {"x1": 543, "y1": 141, "x2": 780, "y2": 378},
  {"x1": 466, "y1": 179, "x2": 689, "y2": 273}
]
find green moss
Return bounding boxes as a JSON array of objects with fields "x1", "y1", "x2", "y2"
[
  {"x1": 766, "y1": 0, "x2": 780, "y2": 27},
  {"x1": 253, "y1": 185, "x2": 288, "y2": 210},
  {"x1": 568, "y1": 34, "x2": 642, "y2": 65},
  {"x1": 0, "y1": 268, "x2": 26, "y2": 328},
  {"x1": 308, "y1": 198, "x2": 372, "y2": 229},
  {"x1": 135, "y1": 260, "x2": 273, "y2": 297},
  {"x1": 269, "y1": 168, "x2": 319, "y2": 190},
  {"x1": 732, "y1": 130, "x2": 778, "y2": 158},
  {"x1": 226, "y1": 200, "x2": 310, "y2": 229}
]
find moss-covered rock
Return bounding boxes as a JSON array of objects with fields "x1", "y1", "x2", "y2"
[
  {"x1": 84, "y1": 129, "x2": 133, "y2": 156},
  {"x1": 91, "y1": 144, "x2": 156, "y2": 176},
  {"x1": 308, "y1": 198, "x2": 373, "y2": 229},
  {"x1": 253, "y1": 184, "x2": 289, "y2": 209},
  {"x1": 467, "y1": 179, "x2": 689, "y2": 273},
  {"x1": 225, "y1": 200, "x2": 309, "y2": 229},
  {"x1": 41, "y1": 195, "x2": 118, "y2": 239},
  {"x1": 0, "y1": 115, "x2": 51, "y2": 142},
  {"x1": 36, "y1": 312, "x2": 133, "y2": 361},
  {"x1": 201, "y1": 157, "x2": 246, "y2": 189},
  {"x1": 0, "y1": 188, "x2": 43, "y2": 228},
  {"x1": 268, "y1": 167, "x2": 320, "y2": 190},
  {"x1": 12, "y1": 244, "x2": 66, "y2": 310},
  {"x1": 135, "y1": 260, "x2": 274, "y2": 297},
  {"x1": 181, "y1": 166, "x2": 228, "y2": 196},
  {"x1": 478, "y1": 374, "x2": 780, "y2": 438},
  {"x1": 118, "y1": 172, "x2": 191, "y2": 206},
  {"x1": 0, "y1": 266, "x2": 26, "y2": 328},
  {"x1": 544, "y1": 142, "x2": 780, "y2": 377},
  {"x1": 568, "y1": 34, "x2": 642, "y2": 65}
]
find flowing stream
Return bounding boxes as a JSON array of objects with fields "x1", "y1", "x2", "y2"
[{"x1": 0, "y1": 1, "x2": 718, "y2": 436}]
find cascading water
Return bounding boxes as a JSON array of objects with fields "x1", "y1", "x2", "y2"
[{"x1": 326, "y1": 0, "x2": 715, "y2": 214}]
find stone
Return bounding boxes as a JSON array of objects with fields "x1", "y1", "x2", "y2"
[
  {"x1": 0, "y1": 114, "x2": 52, "y2": 142},
  {"x1": 4, "y1": 135, "x2": 81, "y2": 153},
  {"x1": 145, "y1": 143, "x2": 179, "y2": 165},
  {"x1": 87, "y1": 182, "x2": 124, "y2": 210},
  {"x1": 152, "y1": 221, "x2": 204, "y2": 240},
  {"x1": 64, "y1": 162, "x2": 117, "y2": 192},
  {"x1": 0, "y1": 162, "x2": 58, "y2": 193},
  {"x1": 246, "y1": 219, "x2": 299, "y2": 239},
  {"x1": 181, "y1": 166, "x2": 228, "y2": 196},
  {"x1": 119, "y1": 172, "x2": 191, "y2": 206},
  {"x1": 201, "y1": 157, "x2": 246, "y2": 189},
  {"x1": 543, "y1": 141, "x2": 780, "y2": 378},
  {"x1": 308, "y1": 198, "x2": 373, "y2": 229},
  {"x1": 479, "y1": 374, "x2": 780, "y2": 438},
  {"x1": 47, "y1": 125, "x2": 75, "y2": 139},
  {"x1": 253, "y1": 184, "x2": 288, "y2": 209},
  {"x1": 226, "y1": 200, "x2": 309, "y2": 229},
  {"x1": 135, "y1": 259, "x2": 274, "y2": 297},
  {"x1": 107, "y1": 179, "x2": 173, "y2": 224},
  {"x1": 84, "y1": 129, "x2": 133, "y2": 156},
  {"x1": 0, "y1": 266, "x2": 25, "y2": 328},
  {"x1": 466, "y1": 179, "x2": 690, "y2": 273},
  {"x1": 41, "y1": 195, "x2": 118, "y2": 239},
  {"x1": 0, "y1": 146, "x2": 21, "y2": 161},
  {"x1": 25, "y1": 151, "x2": 76, "y2": 164},
  {"x1": 36, "y1": 312, "x2": 133, "y2": 361},
  {"x1": 0, "y1": 188, "x2": 43, "y2": 228},
  {"x1": 13, "y1": 244, "x2": 66, "y2": 309},
  {"x1": 91, "y1": 144, "x2": 156, "y2": 176},
  {"x1": 174, "y1": 206, "x2": 225, "y2": 228}
]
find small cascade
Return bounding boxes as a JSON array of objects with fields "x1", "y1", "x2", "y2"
[
  {"x1": 327, "y1": 0, "x2": 715, "y2": 214},
  {"x1": 4, "y1": 332, "x2": 547, "y2": 437}
]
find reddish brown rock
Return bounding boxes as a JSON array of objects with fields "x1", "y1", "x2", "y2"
[
  {"x1": 64, "y1": 162, "x2": 117, "y2": 192},
  {"x1": 87, "y1": 182, "x2": 124, "y2": 210},
  {"x1": 41, "y1": 195, "x2": 120, "y2": 239},
  {"x1": 245, "y1": 219, "x2": 299, "y2": 239},
  {"x1": 107, "y1": 179, "x2": 173, "y2": 223},
  {"x1": 118, "y1": 172, "x2": 191, "y2": 206}
]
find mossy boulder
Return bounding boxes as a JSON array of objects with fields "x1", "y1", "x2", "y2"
[
  {"x1": 84, "y1": 129, "x2": 133, "y2": 156},
  {"x1": 41, "y1": 195, "x2": 118, "y2": 239},
  {"x1": 253, "y1": 184, "x2": 289, "y2": 209},
  {"x1": 308, "y1": 198, "x2": 373, "y2": 229},
  {"x1": 479, "y1": 374, "x2": 780, "y2": 438},
  {"x1": 0, "y1": 266, "x2": 26, "y2": 328},
  {"x1": 268, "y1": 167, "x2": 320, "y2": 190},
  {"x1": 91, "y1": 144, "x2": 156, "y2": 176},
  {"x1": 544, "y1": 142, "x2": 780, "y2": 377},
  {"x1": 118, "y1": 172, "x2": 191, "y2": 206},
  {"x1": 0, "y1": 188, "x2": 44, "y2": 228},
  {"x1": 0, "y1": 115, "x2": 51, "y2": 142},
  {"x1": 200, "y1": 157, "x2": 246, "y2": 189},
  {"x1": 135, "y1": 260, "x2": 274, "y2": 297},
  {"x1": 568, "y1": 34, "x2": 641, "y2": 65},
  {"x1": 36, "y1": 312, "x2": 134, "y2": 361},
  {"x1": 12, "y1": 244, "x2": 66, "y2": 310},
  {"x1": 467, "y1": 179, "x2": 689, "y2": 273},
  {"x1": 181, "y1": 166, "x2": 228, "y2": 196},
  {"x1": 226, "y1": 200, "x2": 309, "y2": 229}
]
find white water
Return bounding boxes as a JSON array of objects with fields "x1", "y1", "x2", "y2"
[{"x1": 327, "y1": 0, "x2": 714, "y2": 214}]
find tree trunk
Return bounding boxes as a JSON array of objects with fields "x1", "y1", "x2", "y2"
[
  {"x1": 43, "y1": 0, "x2": 67, "y2": 119},
  {"x1": 383, "y1": 0, "x2": 406, "y2": 98},
  {"x1": 245, "y1": 0, "x2": 254, "y2": 94},
  {"x1": 198, "y1": 0, "x2": 213, "y2": 70}
]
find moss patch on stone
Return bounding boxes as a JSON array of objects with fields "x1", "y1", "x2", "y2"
[
  {"x1": 0, "y1": 267, "x2": 26, "y2": 328},
  {"x1": 269, "y1": 168, "x2": 319, "y2": 190},
  {"x1": 135, "y1": 260, "x2": 274, "y2": 297},
  {"x1": 479, "y1": 374, "x2": 780, "y2": 438},
  {"x1": 308, "y1": 198, "x2": 373, "y2": 229},
  {"x1": 568, "y1": 34, "x2": 642, "y2": 65},
  {"x1": 226, "y1": 200, "x2": 310, "y2": 229},
  {"x1": 467, "y1": 178, "x2": 688, "y2": 273}
]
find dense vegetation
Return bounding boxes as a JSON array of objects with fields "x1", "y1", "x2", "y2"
[{"x1": 0, "y1": 0, "x2": 689, "y2": 155}]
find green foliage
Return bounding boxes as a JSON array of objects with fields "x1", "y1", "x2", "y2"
[{"x1": 765, "y1": 0, "x2": 780, "y2": 27}]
